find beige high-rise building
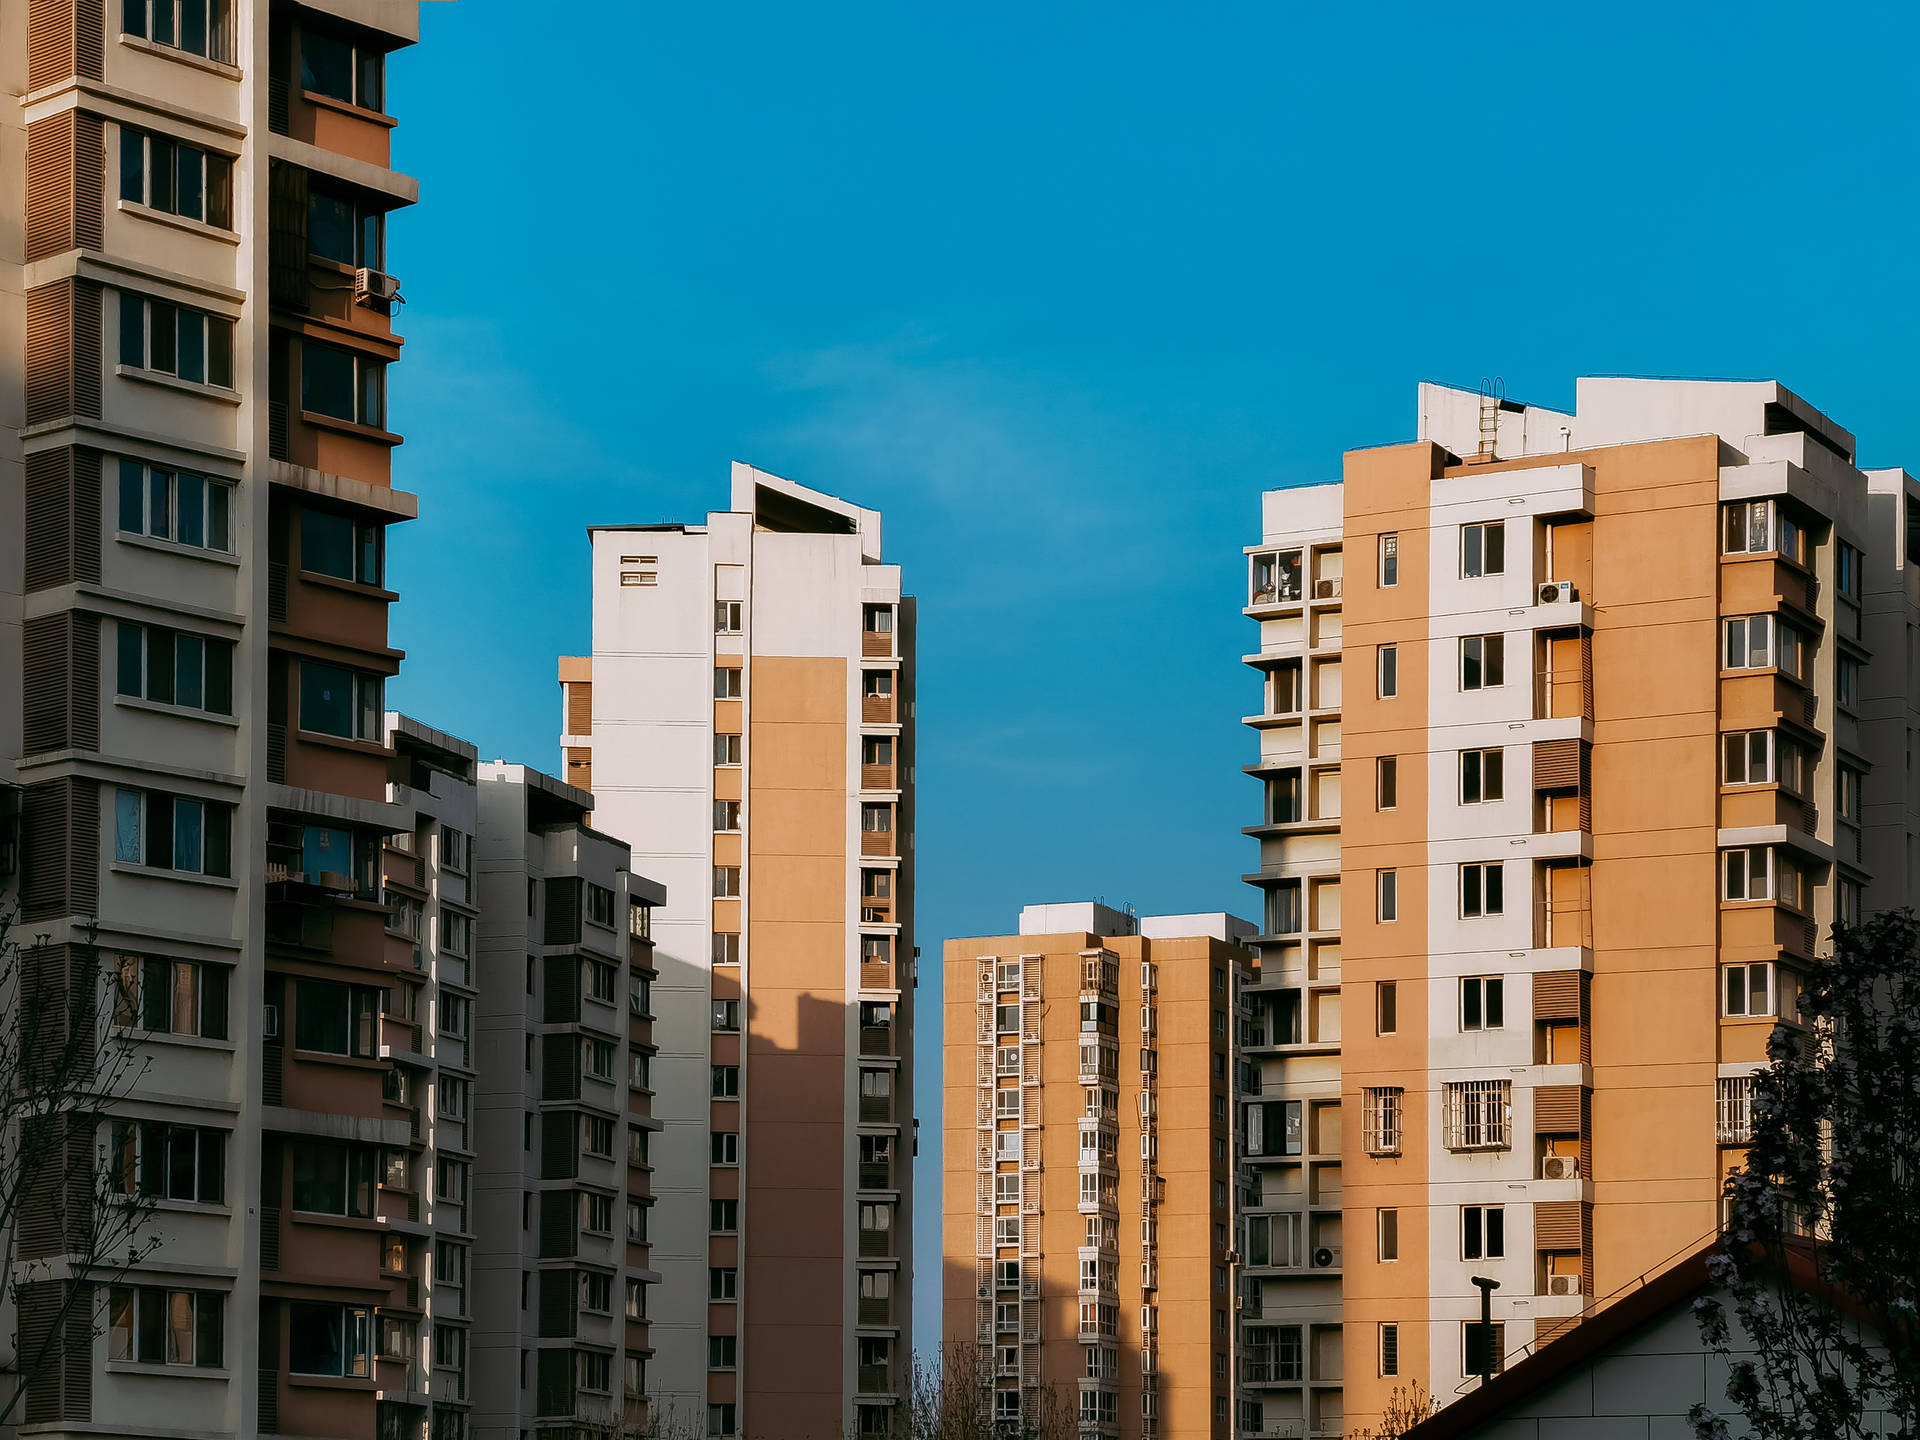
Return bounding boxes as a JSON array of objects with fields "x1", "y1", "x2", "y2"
[
  {"x1": 0, "y1": 5, "x2": 463, "y2": 1440},
  {"x1": 1240, "y1": 377, "x2": 1918, "y2": 1436},
  {"x1": 562, "y1": 465, "x2": 916, "y2": 1438},
  {"x1": 943, "y1": 903, "x2": 1255, "y2": 1440}
]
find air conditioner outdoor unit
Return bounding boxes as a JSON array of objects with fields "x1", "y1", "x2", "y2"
[
  {"x1": 1549, "y1": 1275, "x2": 1583, "y2": 1296},
  {"x1": 263, "y1": 1003, "x2": 281, "y2": 1039},
  {"x1": 1541, "y1": 1155, "x2": 1580, "y2": 1181},
  {"x1": 1311, "y1": 1246, "x2": 1338, "y2": 1269},
  {"x1": 1539, "y1": 581, "x2": 1577, "y2": 605},
  {"x1": 1313, "y1": 579, "x2": 1337, "y2": 599},
  {"x1": 354, "y1": 267, "x2": 401, "y2": 305}
]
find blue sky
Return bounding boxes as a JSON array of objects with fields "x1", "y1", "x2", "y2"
[{"x1": 385, "y1": 1, "x2": 1920, "y2": 1350}]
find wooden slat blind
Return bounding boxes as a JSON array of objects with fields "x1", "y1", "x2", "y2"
[
  {"x1": 1533, "y1": 1085, "x2": 1585, "y2": 1134},
  {"x1": 1532, "y1": 969, "x2": 1583, "y2": 1022},
  {"x1": 565, "y1": 747, "x2": 592, "y2": 791},
  {"x1": 25, "y1": 447, "x2": 103, "y2": 592},
  {"x1": 268, "y1": 161, "x2": 310, "y2": 307},
  {"x1": 1534, "y1": 1199, "x2": 1584, "y2": 1250},
  {"x1": 25, "y1": 279, "x2": 101, "y2": 425},
  {"x1": 544, "y1": 877, "x2": 582, "y2": 947},
  {"x1": 22, "y1": 611, "x2": 99, "y2": 754},
  {"x1": 20, "y1": 778, "x2": 99, "y2": 922},
  {"x1": 28, "y1": 0, "x2": 103, "y2": 90},
  {"x1": 541, "y1": 1111, "x2": 579, "y2": 1180},
  {"x1": 542, "y1": 1033, "x2": 580, "y2": 1101},
  {"x1": 567, "y1": 680, "x2": 592, "y2": 735},
  {"x1": 538, "y1": 1187, "x2": 577, "y2": 1259},
  {"x1": 1533, "y1": 738, "x2": 1581, "y2": 789},
  {"x1": 537, "y1": 1266, "x2": 576, "y2": 1337}
]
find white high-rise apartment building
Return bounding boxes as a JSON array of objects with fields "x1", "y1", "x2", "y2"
[{"x1": 560, "y1": 464, "x2": 916, "y2": 1439}]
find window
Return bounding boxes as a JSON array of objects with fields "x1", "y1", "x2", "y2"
[
  {"x1": 711, "y1": 1066, "x2": 739, "y2": 1099},
  {"x1": 113, "y1": 788, "x2": 233, "y2": 876},
  {"x1": 576, "y1": 1351, "x2": 611, "y2": 1394},
  {"x1": 1839, "y1": 655, "x2": 1859, "y2": 707},
  {"x1": 302, "y1": 340, "x2": 385, "y2": 428},
  {"x1": 712, "y1": 866, "x2": 740, "y2": 897},
  {"x1": 1379, "y1": 1320, "x2": 1400, "y2": 1376},
  {"x1": 290, "y1": 1141, "x2": 376, "y2": 1216},
  {"x1": 1717, "y1": 1075, "x2": 1756, "y2": 1144},
  {"x1": 1442, "y1": 1079, "x2": 1512, "y2": 1151},
  {"x1": 1723, "y1": 730, "x2": 1784, "y2": 787},
  {"x1": 1460, "y1": 976, "x2": 1504, "y2": 1031},
  {"x1": 860, "y1": 803, "x2": 893, "y2": 834},
  {"x1": 714, "y1": 733, "x2": 742, "y2": 765},
  {"x1": 1265, "y1": 880, "x2": 1302, "y2": 937},
  {"x1": 579, "y1": 1271, "x2": 613, "y2": 1313},
  {"x1": 299, "y1": 661, "x2": 382, "y2": 741},
  {"x1": 711, "y1": 1131, "x2": 739, "y2": 1165},
  {"x1": 114, "y1": 954, "x2": 230, "y2": 1039},
  {"x1": 1459, "y1": 863, "x2": 1504, "y2": 918},
  {"x1": 293, "y1": 978, "x2": 379, "y2": 1056},
  {"x1": 1461, "y1": 1205, "x2": 1505, "y2": 1260},
  {"x1": 441, "y1": 911, "x2": 470, "y2": 958},
  {"x1": 1378, "y1": 644, "x2": 1399, "y2": 698},
  {"x1": 1724, "y1": 614, "x2": 1803, "y2": 677},
  {"x1": 1838, "y1": 541, "x2": 1862, "y2": 599},
  {"x1": 109, "y1": 1286, "x2": 224, "y2": 1366},
  {"x1": 1376, "y1": 980, "x2": 1397, "y2": 1035},
  {"x1": 116, "y1": 459, "x2": 232, "y2": 552},
  {"x1": 712, "y1": 933, "x2": 740, "y2": 965},
  {"x1": 120, "y1": 292, "x2": 233, "y2": 388},
  {"x1": 436, "y1": 1157, "x2": 470, "y2": 1203},
  {"x1": 1461, "y1": 521, "x2": 1505, "y2": 578},
  {"x1": 708, "y1": 1334, "x2": 737, "y2": 1369},
  {"x1": 119, "y1": 126, "x2": 232, "y2": 228},
  {"x1": 713, "y1": 800, "x2": 741, "y2": 832},
  {"x1": 864, "y1": 671, "x2": 894, "y2": 699},
  {"x1": 301, "y1": 26, "x2": 384, "y2": 111},
  {"x1": 583, "y1": 1037, "x2": 614, "y2": 1079},
  {"x1": 308, "y1": 188, "x2": 383, "y2": 268},
  {"x1": 298, "y1": 508, "x2": 383, "y2": 586},
  {"x1": 1376, "y1": 868, "x2": 1398, "y2": 923},
  {"x1": 584, "y1": 882, "x2": 614, "y2": 928},
  {"x1": 438, "y1": 1076, "x2": 469, "y2": 1120},
  {"x1": 437, "y1": 992, "x2": 470, "y2": 1039},
  {"x1": 714, "y1": 601, "x2": 743, "y2": 634},
  {"x1": 121, "y1": 0, "x2": 234, "y2": 60},
  {"x1": 1723, "y1": 846, "x2": 1774, "y2": 901},
  {"x1": 862, "y1": 735, "x2": 894, "y2": 767},
  {"x1": 1362, "y1": 1087, "x2": 1402, "y2": 1156},
  {"x1": 1460, "y1": 748, "x2": 1504, "y2": 803},
  {"x1": 1377, "y1": 755, "x2": 1398, "y2": 810},
  {"x1": 1723, "y1": 962, "x2": 1776, "y2": 1018},
  {"x1": 584, "y1": 960, "x2": 615, "y2": 1002},
  {"x1": 1464, "y1": 1321, "x2": 1507, "y2": 1377},
  {"x1": 710, "y1": 1267, "x2": 737, "y2": 1300},
  {"x1": 714, "y1": 666, "x2": 742, "y2": 698},
  {"x1": 1722, "y1": 499, "x2": 1801, "y2": 561},
  {"x1": 1460, "y1": 634, "x2": 1505, "y2": 690},
  {"x1": 288, "y1": 1301, "x2": 372, "y2": 1377},
  {"x1": 582, "y1": 1116, "x2": 614, "y2": 1157},
  {"x1": 710, "y1": 1199, "x2": 739, "y2": 1233},
  {"x1": 111, "y1": 1121, "x2": 226, "y2": 1204},
  {"x1": 1379, "y1": 532, "x2": 1399, "y2": 587},
  {"x1": 707, "y1": 1405, "x2": 737, "y2": 1437},
  {"x1": 1378, "y1": 1210, "x2": 1399, "y2": 1264}
]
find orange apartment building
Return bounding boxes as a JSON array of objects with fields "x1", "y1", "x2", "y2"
[
  {"x1": 1241, "y1": 377, "x2": 1916, "y2": 1436},
  {"x1": 561, "y1": 467, "x2": 916, "y2": 1438},
  {"x1": 2, "y1": 3, "x2": 443, "y2": 1439},
  {"x1": 943, "y1": 903, "x2": 1256, "y2": 1440}
]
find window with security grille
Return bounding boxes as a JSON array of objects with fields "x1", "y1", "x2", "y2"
[
  {"x1": 1443, "y1": 1079, "x2": 1512, "y2": 1151},
  {"x1": 1717, "y1": 1075, "x2": 1756, "y2": 1144},
  {"x1": 1361, "y1": 1087, "x2": 1403, "y2": 1156}
]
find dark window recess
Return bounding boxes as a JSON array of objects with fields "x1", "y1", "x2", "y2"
[{"x1": 300, "y1": 27, "x2": 384, "y2": 112}]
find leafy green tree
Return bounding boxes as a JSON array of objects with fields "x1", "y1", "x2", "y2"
[{"x1": 1692, "y1": 908, "x2": 1920, "y2": 1439}]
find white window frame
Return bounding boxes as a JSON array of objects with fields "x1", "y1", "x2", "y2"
[
  {"x1": 1722, "y1": 961, "x2": 1776, "y2": 1018},
  {"x1": 1378, "y1": 532, "x2": 1398, "y2": 588},
  {"x1": 1378, "y1": 644, "x2": 1398, "y2": 698},
  {"x1": 1442, "y1": 1079, "x2": 1512, "y2": 1152},
  {"x1": 1722, "y1": 846, "x2": 1774, "y2": 902},
  {"x1": 1460, "y1": 634, "x2": 1505, "y2": 691},
  {"x1": 1459, "y1": 862, "x2": 1504, "y2": 918},
  {"x1": 1361, "y1": 1087, "x2": 1402, "y2": 1156},
  {"x1": 1460, "y1": 748, "x2": 1504, "y2": 804},
  {"x1": 1376, "y1": 868, "x2": 1397, "y2": 923}
]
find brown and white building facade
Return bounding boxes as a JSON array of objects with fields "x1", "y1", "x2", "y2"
[
  {"x1": 561, "y1": 465, "x2": 916, "y2": 1438},
  {"x1": 1241, "y1": 376, "x2": 1919, "y2": 1436},
  {"x1": 943, "y1": 903, "x2": 1255, "y2": 1440},
  {"x1": 3, "y1": 4, "x2": 443, "y2": 1440}
]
